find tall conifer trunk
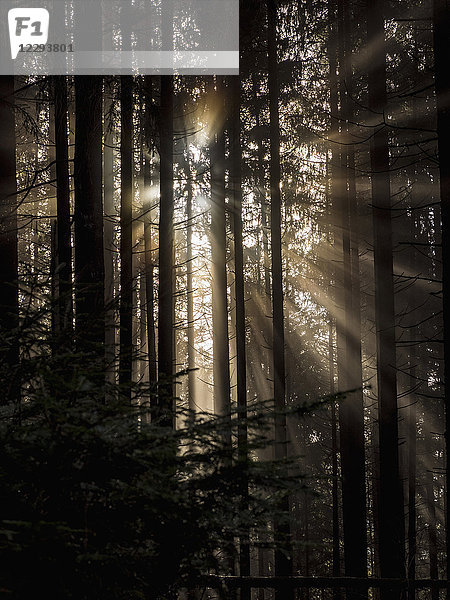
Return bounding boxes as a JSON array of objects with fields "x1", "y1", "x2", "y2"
[
  {"x1": 425, "y1": 428, "x2": 438, "y2": 599},
  {"x1": 119, "y1": 75, "x2": 134, "y2": 402},
  {"x1": 185, "y1": 156, "x2": 196, "y2": 416},
  {"x1": 104, "y1": 85, "x2": 116, "y2": 393},
  {"x1": 267, "y1": 0, "x2": 292, "y2": 592},
  {"x1": 210, "y1": 77, "x2": 231, "y2": 421},
  {"x1": 158, "y1": 75, "x2": 174, "y2": 425},
  {"x1": 143, "y1": 76, "x2": 157, "y2": 391},
  {"x1": 53, "y1": 76, "x2": 72, "y2": 340},
  {"x1": 407, "y1": 215, "x2": 418, "y2": 600},
  {"x1": 432, "y1": 0, "x2": 450, "y2": 591},
  {"x1": 230, "y1": 74, "x2": 250, "y2": 592},
  {"x1": 336, "y1": 2, "x2": 367, "y2": 594},
  {"x1": 0, "y1": 76, "x2": 19, "y2": 403},
  {"x1": 326, "y1": 11, "x2": 342, "y2": 591},
  {"x1": 366, "y1": 0, "x2": 405, "y2": 594},
  {"x1": 144, "y1": 155, "x2": 157, "y2": 389},
  {"x1": 74, "y1": 76, "x2": 105, "y2": 368}
]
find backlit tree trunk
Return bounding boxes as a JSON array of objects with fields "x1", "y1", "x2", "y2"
[
  {"x1": 267, "y1": 0, "x2": 293, "y2": 592},
  {"x1": 158, "y1": 75, "x2": 174, "y2": 426},
  {"x1": 432, "y1": 0, "x2": 450, "y2": 590},
  {"x1": 74, "y1": 76, "x2": 105, "y2": 368},
  {"x1": 119, "y1": 75, "x2": 134, "y2": 402},
  {"x1": 366, "y1": 0, "x2": 405, "y2": 594},
  {"x1": 230, "y1": 73, "x2": 250, "y2": 593},
  {"x1": 210, "y1": 77, "x2": 231, "y2": 421},
  {"x1": 53, "y1": 76, "x2": 72, "y2": 340},
  {"x1": 0, "y1": 75, "x2": 19, "y2": 403},
  {"x1": 336, "y1": 1, "x2": 367, "y2": 594}
]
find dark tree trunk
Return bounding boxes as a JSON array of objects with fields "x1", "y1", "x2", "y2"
[
  {"x1": 267, "y1": 0, "x2": 292, "y2": 592},
  {"x1": 185, "y1": 156, "x2": 196, "y2": 416},
  {"x1": 407, "y1": 33, "x2": 423, "y2": 598},
  {"x1": 144, "y1": 155, "x2": 157, "y2": 389},
  {"x1": 250, "y1": 72, "x2": 271, "y2": 411},
  {"x1": 432, "y1": 0, "x2": 450, "y2": 591},
  {"x1": 252, "y1": 72, "x2": 271, "y2": 397},
  {"x1": 336, "y1": 2, "x2": 367, "y2": 594},
  {"x1": 406, "y1": 144, "x2": 419, "y2": 600},
  {"x1": 425, "y1": 429, "x2": 438, "y2": 599},
  {"x1": 119, "y1": 75, "x2": 134, "y2": 402},
  {"x1": 104, "y1": 86, "x2": 116, "y2": 394},
  {"x1": 366, "y1": 0, "x2": 405, "y2": 594},
  {"x1": 210, "y1": 77, "x2": 231, "y2": 421},
  {"x1": 0, "y1": 76, "x2": 19, "y2": 403},
  {"x1": 407, "y1": 393, "x2": 416, "y2": 600},
  {"x1": 209, "y1": 78, "x2": 234, "y2": 574},
  {"x1": 51, "y1": 219, "x2": 58, "y2": 346},
  {"x1": 143, "y1": 76, "x2": 157, "y2": 391},
  {"x1": 407, "y1": 223, "x2": 417, "y2": 599},
  {"x1": 371, "y1": 404, "x2": 381, "y2": 583},
  {"x1": 230, "y1": 74, "x2": 250, "y2": 593},
  {"x1": 51, "y1": 10, "x2": 69, "y2": 343},
  {"x1": 329, "y1": 322, "x2": 341, "y2": 600},
  {"x1": 74, "y1": 76, "x2": 105, "y2": 367},
  {"x1": 251, "y1": 72, "x2": 270, "y2": 300},
  {"x1": 326, "y1": 14, "x2": 342, "y2": 594},
  {"x1": 158, "y1": 75, "x2": 174, "y2": 426},
  {"x1": 53, "y1": 76, "x2": 72, "y2": 341}
]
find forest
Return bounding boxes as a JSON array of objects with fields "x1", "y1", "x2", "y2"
[{"x1": 0, "y1": 0, "x2": 449, "y2": 598}]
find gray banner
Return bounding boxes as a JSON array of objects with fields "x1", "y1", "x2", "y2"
[{"x1": 0, "y1": 0, "x2": 239, "y2": 74}]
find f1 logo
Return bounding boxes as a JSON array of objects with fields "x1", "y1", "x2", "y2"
[{"x1": 8, "y1": 8, "x2": 49, "y2": 59}]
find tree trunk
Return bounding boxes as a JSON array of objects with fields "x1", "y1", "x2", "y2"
[
  {"x1": 425, "y1": 428, "x2": 438, "y2": 600},
  {"x1": 366, "y1": 0, "x2": 405, "y2": 594},
  {"x1": 267, "y1": 0, "x2": 292, "y2": 592},
  {"x1": 54, "y1": 76, "x2": 72, "y2": 342},
  {"x1": 210, "y1": 77, "x2": 231, "y2": 421},
  {"x1": 158, "y1": 75, "x2": 174, "y2": 425},
  {"x1": 329, "y1": 322, "x2": 341, "y2": 600},
  {"x1": 407, "y1": 393, "x2": 416, "y2": 600},
  {"x1": 336, "y1": 2, "x2": 367, "y2": 594},
  {"x1": 74, "y1": 76, "x2": 105, "y2": 370},
  {"x1": 230, "y1": 74, "x2": 250, "y2": 594},
  {"x1": 144, "y1": 155, "x2": 157, "y2": 390},
  {"x1": 51, "y1": 219, "x2": 58, "y2": 347},
  {"x1": 0, "y1": 76, "x2": 19, "y2": 403},
  {"x1": 210, "y1": 78, "x2": 234, "y2": 576},
  {"x1": 119, "y1": 75, "x2": 134, "y2": 402},
  {"x1": 432, "y1": 0, "x2": 450, "y2": 591},
  {"x1": 185, "y1": 155, "x2": 196, "y2": 417},
  {"x1": 143, "y1": 76, "x2": 157, "y2": 392},
  {"x1": 326, "y1": 14, "x2": 342, "y2": 595},
  {"x1": 104, "y1": 85, "x2": 116, "y2": 394}
]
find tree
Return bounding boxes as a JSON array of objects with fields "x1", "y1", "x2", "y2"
[
  {"x1": 53, "y1": 76, "x2": 72, "y2": 340},
  {"x1": 210, "y1": 77, "x2": 231, "y2": 421},
  {"x1": 158, "y1": 75, "x2": 174, "y2": 425},
  {"x1": 432, "y1": 0, "x2": 450, "y2": 591},
  {"x1": 0, "y1": 75, "x2": 19, "y2": 403},
  {"x1": 366, "y1": 0, "x2": 405, "y2": 593},
  {"x1": 326, "y1": 8, "x2": 342, "y2": 589},
  {"x1": 267, "y1": 0, "x2": 293, "y2": 591},
  {"x1": 104, "y1": 80, "x2": 116, "y2": 393},
  {"x1": 336, "y1": 0, "x2": 367, "y2": 592},
  {"x1": 74, "y1": 76, "x2": 105, "y2": 362},
  {"x1": 119, "y1": 75, "x2": 134, "y2": 402},
  {"x1": 230, "y1": 73, "x2": 250, "y2": 591},
  {"x1": 183, "y1": 133, "x2": 196, "y2": 416}
]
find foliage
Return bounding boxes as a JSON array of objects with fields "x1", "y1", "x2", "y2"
[{"x1": 0, "y1": 309, "x2": 305, "y2": 600}]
